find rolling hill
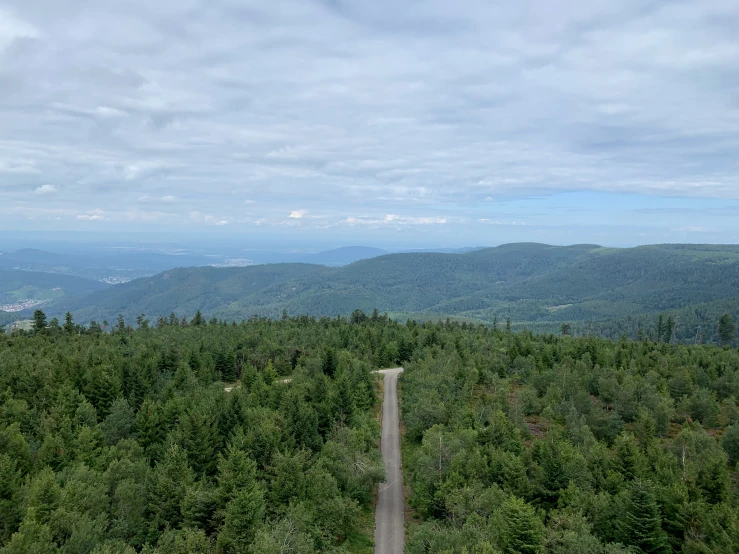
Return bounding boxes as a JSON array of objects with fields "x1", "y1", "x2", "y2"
[
  {"x1": 0, "y1": 269, "x2": 110, "y2": 315},
  {"x1": 26, "y1": 243, "x2": 738, "y2": 343},
  {"x1": 303, "y1": 246, "x2": 387, "y2": 265}
]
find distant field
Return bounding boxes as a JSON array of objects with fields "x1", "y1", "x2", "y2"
[{"x1": 6, "y1": 285, "x2": 64, "y2": 301}]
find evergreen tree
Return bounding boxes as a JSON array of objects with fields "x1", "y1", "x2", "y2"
[
  {"x1": 148, "y1": 444, "x2": 195, "y2": 532},
  {"x1": 718, "y1": 313, "x2": 736, "y2": 346},
  {"x1": 322, "y1": 347, "x2": 337, "y2": 378},
  {"x1": 63, "y1": 312, "x2": 75, "y2": 333},
  {"x1": 101, "y1": 397, "x2": 137, "y2": 445},
  {"x1": 498, "y1": 496, "x2": 545, "y2": 554},
  {"x1": 722, "y1": 423, "x2": 739, "y2": 465},
  {"x1": 216, "y1": 484, "x2": 266, "y2": 552},
  {"x1": 215, "y1": 351, "x2": 236, "y2": 382},
  {"x1": 664, "y1": 316, "x2": 675, "y2": 344},
  {"x1": 32, "y1": 309, "x2": 47, "y2": 333},
  {"x1": 2, "y1": 510, "x2": 57, "y2": 554},
  {"x1": 617, "y1": 480, "x2": 670, "y2": 553},
  {"x1": 191, "y1": 310, "x2": 205, "y2": 326},
  {"x1": 180, "y1": 408, "x2": 219, "y2": 476}
]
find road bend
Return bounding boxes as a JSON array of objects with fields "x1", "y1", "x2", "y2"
[{"x1": 374, "y1": 367, "x2": 405, "y2": 554}]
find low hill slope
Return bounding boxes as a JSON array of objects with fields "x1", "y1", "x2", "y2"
[{"x1": 0, "y1": 270, "x2": 110, "y2": 313}]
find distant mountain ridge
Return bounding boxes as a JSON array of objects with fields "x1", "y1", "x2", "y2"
[
  {"x1": 303, "y1": 246, "x2": 387, "y2": 265},
  {"x1": 28, "y1": 243, "x2": 739, "y2": 343}
]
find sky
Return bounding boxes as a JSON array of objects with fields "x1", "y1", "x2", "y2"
[{"x1": 1, "y1": 0, "x2": 739, "y2": 248}]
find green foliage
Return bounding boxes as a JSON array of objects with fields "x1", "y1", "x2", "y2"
[
  {"x1": 400, "y1": 321, "x2": 739, "y2": 553},
  {"x1": 719, "y1": 313, "x2": 736, "y2": 347},
  {"x1": 0, "y1": 314, "x2": 385, "y2": 552},
  {"x1": 616, "y1": 480, "x2": 670, "y2": 553},
  {"x1": 2, "y1": 309, "x2": 738, "y2": 552},
  {"x1": 497, "y1": 496, "x2": 545, "y2": 554},
  {"x1": 36, "y1": 244, "x2": 739, "y2": 342}
]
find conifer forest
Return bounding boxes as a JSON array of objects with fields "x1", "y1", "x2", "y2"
[{"x1": 1, "y1": 311, "x2": 739, "y2": 553}]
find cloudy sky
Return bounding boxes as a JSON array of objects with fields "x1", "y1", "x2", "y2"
[{"x1": 2, "y1": 0, "x2": 739, "y2": 247}]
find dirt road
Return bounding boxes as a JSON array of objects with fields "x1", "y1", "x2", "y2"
[{"x1": 374, "y1": 367, "x2": 404, "y2": 554}]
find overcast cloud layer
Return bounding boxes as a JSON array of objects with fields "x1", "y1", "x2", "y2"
[{"x1": 1, "y1": 0, "x2": 739, "y2": 245}]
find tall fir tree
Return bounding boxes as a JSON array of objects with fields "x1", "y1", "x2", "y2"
[
  {"x1": 718, "y1": 313, "x2": 736, "y2": 346},
  {"x1": 617, "y1": 480, "x2": 670, "y2": 554}
]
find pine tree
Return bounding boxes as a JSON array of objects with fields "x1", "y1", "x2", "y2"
[
  {"x1": 216, "y1": 351, "x2": 236, "y2": 381},
  {"x1": 398, "y1": 338, "x2": 412, "y2": 362},
  {"x1": 180, "y1": 408, "x2": 219, "y2": 475},
  {"x1": 32, "y1": 310, "x2": 47, "y2": 333},
  {"x1": 657, "y1": 314, "x2": 665, "y2": 343},
  {"x1": 718, "y1": 314, "x2": 736, "y2": 346},
  {"x1": 191, "y1": 310, "x2": 205, "y2": 326},
  {"x1": 136, "y1": 399, "x2": 163, "y2": 457},
  {"x1": 217, "y1": 485, "x2": 265, "y2": 552},
  {"x1": 100, "y1": 397, "x2": 135, "y2": 445},
  {"x1": 722, "y1": 424, "x2": 739, "y2": 465},
  {"x1": 0, "y1": 454, "x2": 21, "y2": 544},
  {"x1": 2, "y1": 510, "x2": 57, "y2": 554},
  {"x1": 498, "y1": 496, "x2": 545, "y2": 554},
  {"x1": 148, "y1": 443, "x2": 195, "y2": 532},
  {"x1": 322, "y1": 347, "x2": 337, "y2": 378},
  {"x1": 613, "y1": 433, "x2": 641, "y2": 480},
  {"x1": 63, "y1": 312, "x2": 75, "y2": 333},
  {"x1": 617, "y1": 480, "x2": 670, "y2": 553},
  {"x1": 664, "y1": 316, "x2": 675, "y2": 344}
]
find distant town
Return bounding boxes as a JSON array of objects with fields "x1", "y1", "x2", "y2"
[{"x1": 0, "y1": 299, "x2": 48, "y2": 313}]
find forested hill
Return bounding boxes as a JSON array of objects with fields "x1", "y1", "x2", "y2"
[
  {"x1": 2, "y1": 315, "x2": 739, "y2": 552},
  {"x1": 31, "y1": 243, "x2": 739, "y2": 341},
  {"x1": 0, "y1": 270, "x2": 109, "y2": 312}
]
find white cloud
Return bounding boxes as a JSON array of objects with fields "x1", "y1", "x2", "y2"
[
  {"x1": 76, "y1": 214, "x2": 105, "y2": 221},
  {"x1": 2, "y1": 0, "x2": 739, "y2": 241},
  {"x1": 344, "y1": 214, "x2": 449, "y2": 226},
  {"x1": 34, "y1": 184, "x2": 56, "y2": 195},
  {"x1": 672, "y1": 226, "x2": 711, "y2": 233}
]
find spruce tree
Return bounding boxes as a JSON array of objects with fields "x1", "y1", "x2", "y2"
[
  {"x1": 217, "y1": 485, "x2": 266, "y2": 552},
  {"x1": 722, "y1": 423, "x2": 739, "y2": 465},
  {"x1": 191, "y1": 310, "x2": 205, "y2": 326},
  {"x1": 63, "y1": 312, "x2": 75, "y2": 333},
  {"x1": 498, "y1": 496, "x2": 545, "y2": 554},
  {"x1": 664, "y1": 316, "x2": 675, "y2": 344},
  {"x1": 617, "y1": 480, "x2": 670, "y2": 554},
  {"x1": 718, "y1": 313, "x2": 736, "y2": 346},
  {"x1": 322, "y1": 347, "x2": 337, "y2": 377},
  {"x1": 32, "y1": 309, "x2": 47, "y2": 333}
]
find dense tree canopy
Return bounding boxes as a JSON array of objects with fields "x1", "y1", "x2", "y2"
[
  {"x1": 400, "y1": 322, "x2": 739, "y2": 553},
  {"x1": 0, "y1": 312, "x2": 400, "y2": 553},
  {"x1": 2, "y1": 309, "x2": 738, "y2": 553}
]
